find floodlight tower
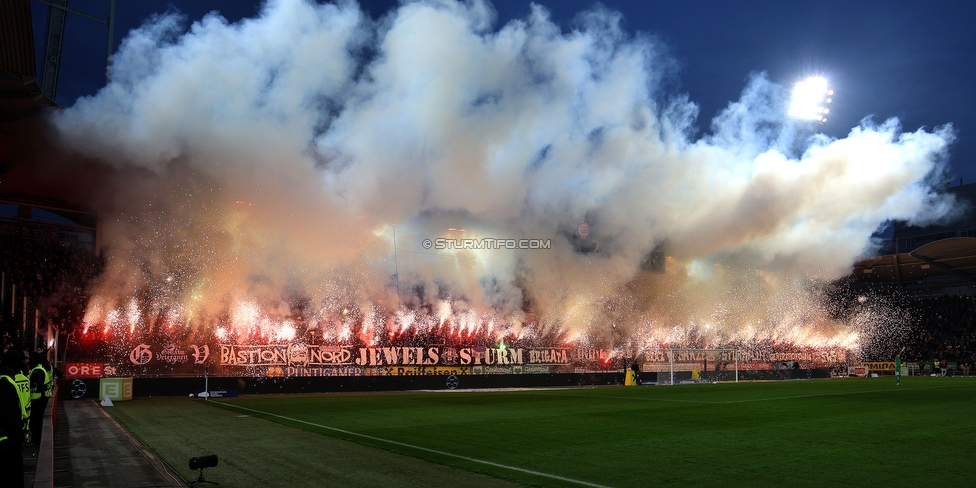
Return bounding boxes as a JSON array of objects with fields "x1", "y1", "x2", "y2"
[{"x1": 788, "y1": 76, "x2": 833, "y2": 129}]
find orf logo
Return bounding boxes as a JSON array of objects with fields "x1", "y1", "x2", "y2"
[{"x1": 130, "y1": 344, "x2": 153, "y2": 365}]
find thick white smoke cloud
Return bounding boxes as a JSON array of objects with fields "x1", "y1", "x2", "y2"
[{"x1": 54, "y1": 0, "x2": 954, "y2": 346}]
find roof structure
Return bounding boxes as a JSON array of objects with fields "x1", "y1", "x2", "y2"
[
  {"x1": 851, "y1": 237, "x2": 976, "y2": 294},
  {"x1": 1, "y1": 0, "x2": 97, "y2": 236},
  {"x1": 0, "y1": 0, "x2": 58, "y2": 123}
]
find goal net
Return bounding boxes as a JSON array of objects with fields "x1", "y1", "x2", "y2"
[{"x1": 642, "y1": 348, "x2": 739, "y2": 385}]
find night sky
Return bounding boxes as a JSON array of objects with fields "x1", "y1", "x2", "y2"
[{"x1": 32, "y1": 0, "x2": 976, "y2": 183}]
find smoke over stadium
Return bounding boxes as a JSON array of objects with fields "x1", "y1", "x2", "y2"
[{"x1": 51, "y1": 0, "x2": 954, "y2": 356}]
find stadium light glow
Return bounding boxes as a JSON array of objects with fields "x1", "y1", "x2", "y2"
[{"x1": 788, "y1": 76, "x2": 832, "y2": 123}]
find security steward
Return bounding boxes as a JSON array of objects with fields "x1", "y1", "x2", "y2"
[
  {"x1": 3, "y1": 352, "x2": 30, "y2": 441},
  {"x1": 1, "y1": 351, "x2": 28, "y2": 485},
  {"x1": 29, "y1": 353, "x2": 53, "y2": 446}
]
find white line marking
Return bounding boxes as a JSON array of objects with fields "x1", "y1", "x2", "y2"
[
  {"x1": 547, "y1": 384, "x2": 974, "y2": 405},
  {"x1": 213, "y1": 401, "x2": 612, "y2": 488},
  {"x1": 721, "y1": 384, "x2": 976, "y2": 404},
  {"x1": 587, "y1": 395, "x2": 721, "y2": 404}
]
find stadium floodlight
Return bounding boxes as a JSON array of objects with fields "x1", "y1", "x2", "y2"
[{"x1": 788, "y1": 76, "x2": 832, "y2": 124}]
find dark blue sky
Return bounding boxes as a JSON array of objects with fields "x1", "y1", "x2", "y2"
[{"x1": 33, "y1": 0, "x2": 976, "y2": 183}]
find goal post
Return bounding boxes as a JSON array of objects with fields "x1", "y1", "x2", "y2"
[{"x1": 662, "y1": 348, "x2": 739, "y2": 385}]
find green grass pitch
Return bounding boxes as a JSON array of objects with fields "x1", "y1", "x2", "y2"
[{"x1": 107, "y1": 376, "x2": 976, "y2": 487}]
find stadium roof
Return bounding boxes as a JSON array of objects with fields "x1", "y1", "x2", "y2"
[
  {"x1": 851, "y1": 237, "x2": 976, "y2": 288},
  {"x1": 0, "y1": 0, "x2": 96, "y2": 231},
  {"x1": 0, "y1": 0, "x2": 58, "y2": 123}
]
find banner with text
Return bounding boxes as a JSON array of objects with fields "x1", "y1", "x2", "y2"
[{"x1": 65, "y1": 339, "x2": 849, "y2": 378}]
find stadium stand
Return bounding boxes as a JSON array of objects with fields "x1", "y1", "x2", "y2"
[{"x1": 1, "y1": 0, "x2": 974, "y2": 484}]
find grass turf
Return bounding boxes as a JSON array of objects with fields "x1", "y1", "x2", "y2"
[{"x1": 109, "y1": 376, "x2": 976, "y2": 487}]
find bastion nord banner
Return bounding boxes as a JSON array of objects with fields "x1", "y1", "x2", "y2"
[{"x1": 65, "y1": 339, "x2": 845, "y2": 378}]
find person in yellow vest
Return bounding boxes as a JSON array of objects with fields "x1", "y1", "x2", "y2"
[
  {"x1": 3, "y1": 352, "x2": 31, "y2": 441},
  {"x1": 0, "y1": 351, "x2": 27, "y2": 485},
  {"x1": 29, "y1": 353, "x2": 52, "y2": 447},
  {"x1": 1, "y1": 368, "x2": 24, "y2": 484}
]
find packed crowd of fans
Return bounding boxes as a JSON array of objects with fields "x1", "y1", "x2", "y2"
[
  {"x1": 829, "y1": 286, "x2": 976, "y2": 371},
  {"x1": 901, "y1": 294, "x2": 976, "y2": 370},
  {"x1": 0, "y1": 234, "x2": 101, "y2": 355}
]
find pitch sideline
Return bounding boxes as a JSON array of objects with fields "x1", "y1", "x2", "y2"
[
  {"x1": 550, "y1": 382, "x2": 976, "y2": 405},
  {"x1": 213, "y1": 401, "x2": 613, "y2": 488}
]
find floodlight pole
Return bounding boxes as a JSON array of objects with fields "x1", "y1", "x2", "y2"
[
  {"x1": 735, "y1": 350, "x2": 739, "y2": 383},
  {"x1": 107, "y1": 0, "x2": 116, "y2": 81},
  {"x1": 392, "y1": 225, "x2": 401, "y2": 310},
  {"x1": 33, "y1": 0, "x2": 117, "y2": 95},
  {"x1": 669, "y1": 349, "x2": 674, "y2": 386}
]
